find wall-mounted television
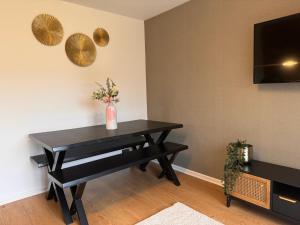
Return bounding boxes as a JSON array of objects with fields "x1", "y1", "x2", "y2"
[{"x1": 254, "y1": 13, "x2": 300, "y2": 84}]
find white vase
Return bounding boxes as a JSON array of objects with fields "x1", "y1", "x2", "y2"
[{"x1": 105, "y1": 102, "x2": 117, "y2": 130}]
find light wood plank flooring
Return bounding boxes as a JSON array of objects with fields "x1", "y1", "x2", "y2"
[{"x1": 0, "y1": 163, "x2": 293, "y2": 225}]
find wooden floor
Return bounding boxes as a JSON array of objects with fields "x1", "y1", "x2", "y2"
[{"x1": 0, "y1": 163, "x2": 293, "y2": 225}]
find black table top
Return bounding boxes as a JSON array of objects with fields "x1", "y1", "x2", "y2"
[{"x1": 29, "y1": 119, "x2": 183, "y2": 152}]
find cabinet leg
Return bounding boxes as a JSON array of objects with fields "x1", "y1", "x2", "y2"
[{"x1": 226, "y1": 195, "x2": 231, "y2": 207}]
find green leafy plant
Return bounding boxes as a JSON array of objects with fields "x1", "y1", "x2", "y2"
[{"x1": 222, "y1": 139, "x2": 247, "y2": 195}]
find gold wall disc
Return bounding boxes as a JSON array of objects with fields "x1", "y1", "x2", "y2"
[
  {"x1": 93, "y1": 28, "x2": 109, "y2": 47},
  {"x1": 32, "y1": 14, "x2": 64, "y2": 46},
  {"x1": 65, "y1": 33, "x2": 97, "y2": 67}
]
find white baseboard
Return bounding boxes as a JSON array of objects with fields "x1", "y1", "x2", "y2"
[
  {"x1": 153, "y1": 160, "x2": 222, "y2": 187},
  {"x1": 0, "y1": 186, "x2": 48, "y2": 206},
  {"x1": 171, "y1": 164, "x2": 223, "y2": 187}
]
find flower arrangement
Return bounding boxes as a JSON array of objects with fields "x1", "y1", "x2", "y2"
[{"x1": 93, "y1": 78, "x2": 119, "y2": 103}]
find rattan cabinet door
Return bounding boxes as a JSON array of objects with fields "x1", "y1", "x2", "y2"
[{"x1": 231, "y1": 173, "x2": 271, "y2": 209}]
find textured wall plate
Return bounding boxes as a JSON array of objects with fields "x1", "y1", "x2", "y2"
[
  {"x1": 65, "y1": 33, "x2": 97, "y2": 67},
  {"x1": 32, "y1": 14, "x2": 64, "y2": 46},
  {"x1": 93, "y1": 28, "x2": 109, "y2": 47}
]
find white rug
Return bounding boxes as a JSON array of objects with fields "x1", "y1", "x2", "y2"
[{"x1": 135, "y1": 202, "x2": 224, "y2": 225}]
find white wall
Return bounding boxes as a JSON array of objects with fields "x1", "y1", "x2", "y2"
[{"x1": 0, "y1": 0, "x2": 147, "y2": 205}]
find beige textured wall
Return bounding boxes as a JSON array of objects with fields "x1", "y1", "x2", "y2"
[
  {"x1": 145, "y1": 0, "x2": 300, "y2": 179},
  {"x1": 0, "y1": 0, "x2": 146, "y2": 204}
]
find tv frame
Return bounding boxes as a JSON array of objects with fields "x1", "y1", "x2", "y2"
[{"x1": 253, "y1": 13, "x2": 300, "y2": 84}]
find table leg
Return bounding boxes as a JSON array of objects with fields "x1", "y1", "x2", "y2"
[
  {"x1": 44, "y1": 150, "x2": 66, "y2": 201},
  {"x1": 139, "y1": 131, "x2": 171, "y2": 171},
  {"x1": 52, "y1": 151, "x2": 66, "y2": 171},
  {"x1": 156, "y1": 130, "x2": 171, "y2": 145},
  {"x1": 43, "y1": 149, "x2": 57, "y2": 201},
  {"x1": 54, "y1": 184, "x2": 73, "y2": 225},
  {"x1": 226, "y1": 195, "x2": 232, "y2": 207}
]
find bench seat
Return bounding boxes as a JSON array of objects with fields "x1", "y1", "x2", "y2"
[
  {"x1": 49, "y1": 142, "x2": 188, "y2": 188},
  {"x1": 30, "y1": 136, "x2": 146, "y2": 168}
]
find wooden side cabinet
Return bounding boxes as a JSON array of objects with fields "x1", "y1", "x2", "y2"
[
  {"x1": 231, "y1": 173, "x2": 271, "y2": 209},
  {"x1": 227, "y1": 160, "x2": 300, "y2": 224}
]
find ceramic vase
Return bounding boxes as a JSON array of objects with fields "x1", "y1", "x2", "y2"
[{"x1": 106, "y1": 102, "x2": 117, "y2": 130}]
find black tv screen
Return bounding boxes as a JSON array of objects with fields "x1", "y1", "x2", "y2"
[{"x1": 254, "y1": 13, "x2": 300, "y2": 84}]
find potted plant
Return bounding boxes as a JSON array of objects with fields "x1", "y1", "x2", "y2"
[
  {"x1": 93, "y1": 78, "x2": 119, "y2": 130},
  {"x1": 222, "y1": 139, "x2": 252, "y2": 204}
]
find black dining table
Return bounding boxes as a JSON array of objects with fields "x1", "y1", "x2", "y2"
[{"x1": 29, "y1": 119, "x2": 188, "y2": 225}]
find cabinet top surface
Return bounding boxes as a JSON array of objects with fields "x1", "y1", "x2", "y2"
[{"x1": 243, "y1": 160, "x2": 300, "y2": 188}]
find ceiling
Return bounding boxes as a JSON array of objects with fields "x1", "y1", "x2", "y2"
[{"x1": 61, "y1": 0, "x2": 190, "y2": 20}]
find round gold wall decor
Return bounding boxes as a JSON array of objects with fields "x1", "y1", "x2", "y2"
[
  {"x1": 93, "y1": 28, "x2": 109, "y2": 47},
  {"x1": 65, "y1": 33, "x2": 97, "y2": 67},
  {"x1": 32, "y1": 14, "x2": 64, "y2": 46}
]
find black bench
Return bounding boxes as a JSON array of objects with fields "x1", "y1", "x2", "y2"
[
  {"x1": 49, "y1": 142, "x2": 187, "y2": 188},
  {"x1": 50, "y1": 142, "x2": 187, "y2": 225}
]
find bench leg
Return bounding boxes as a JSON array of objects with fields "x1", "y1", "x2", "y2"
[
  {"x1": 54, "y1": 184, "x2": 73, "y2": 225},
  {"x1": 75, "y1": 199, "x2": 89, "y2": 225},
  {"x1": 157, "y1": 158, "x2": 173, "y2": 181},
  {"x1": 47, "y1": 183, "x2": 57, "y2": 202},
  {"x1": 158, "y1": 156, "x2": 180, "y2": 186},
  {"x1": 69, "y1": 186, "x2": 77, "y2": 215},
  {"x1": 226, "y1": 195, "x2": 231, "y2": 207},
  {"x1": 158, "y1": 153, "x2": 178, "y2": 179},
  {"x1": 138, "y1": 145, "x2": 148, "y2": 171},
  {"x1": 70, "y1": 183, "x2": 89, "y2": 225}
]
